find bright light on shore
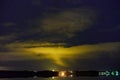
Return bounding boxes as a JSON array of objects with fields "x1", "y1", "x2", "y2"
[
  {"x1": 52, "y1": 69, "x2": 55, "y2": 72},
  {"x1": 52, "y1": 76, "x2": 55, "y2": 79},
  {"x1": 59, "y1": 71, "x2": 67, "y2": 77}
]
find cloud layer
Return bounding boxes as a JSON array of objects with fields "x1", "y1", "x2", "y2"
[
  {"x1": 0, "y1": 41, "x2": 119, "y2": 66},
  {"x1": 40, "y1": 8, "x2": 95, "y2": 38}
]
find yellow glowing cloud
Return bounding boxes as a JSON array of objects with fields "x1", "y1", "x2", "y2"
[
  {"x1": 24, "y1": 42, "x2": 120, "y2": 66},
  {"x1": 1, "y1": 42, "x2": 120, "y2": 66}
]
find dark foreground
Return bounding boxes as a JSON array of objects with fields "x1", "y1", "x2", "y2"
[{"x1": 0, "y1": 70, "x2": 119, "y2": 78}]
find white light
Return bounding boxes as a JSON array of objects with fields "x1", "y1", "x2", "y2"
[
  {"x1": 70, "y1": 75, "x2": 73, "y2": 77},
  {"x1": 52, "y1": 76, "x2": 55, "y2": 79},
  {"x1": 59, "y1": 71, "x2": 67, "y2": 77},
  {"x1": 52, "y1": 69, "x2": 55, "y2": 72},
  {"x1": 70, "y1": 71, "x2": 73, "y2": 73}
]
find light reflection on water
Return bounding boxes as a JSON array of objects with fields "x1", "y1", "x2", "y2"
[
  {"x1": 1, "y1": 77, "x2": 99, "y2": 80},
  {"x1": 0, "y1": 51, "x2": 120, "y2": 80}
]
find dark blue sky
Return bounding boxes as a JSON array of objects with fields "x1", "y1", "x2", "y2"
[{"x1": 0, "y1": 0, "x2": 120, "y2": 45}]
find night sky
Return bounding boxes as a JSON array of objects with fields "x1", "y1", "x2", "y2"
[{"x1": 0, "y1": 0, "x2": 120, "y2": 80}]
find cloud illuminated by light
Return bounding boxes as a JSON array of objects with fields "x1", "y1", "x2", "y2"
[
  {"x1": 0, "y1": 42, "x2": 119, "y2": 66},
  {"x1": 24, "y1": 42, "x2": 120, "y2": 66}
]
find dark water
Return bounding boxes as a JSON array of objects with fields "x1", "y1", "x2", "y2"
[{"x1": 0, "y1": 57, "x2": 120, "y2": 80}]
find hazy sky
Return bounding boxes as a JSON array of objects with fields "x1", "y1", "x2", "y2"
[{"x1": 0, "y1": 0, "x2": 120, "y2": 80}]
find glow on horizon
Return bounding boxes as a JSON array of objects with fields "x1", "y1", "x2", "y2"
[
  {"x1": 3, "y1": 42, "x2": 119, "y2": 66},
  {"x1": 24, "y1": 45, "x2": 97, "y2": 66}
]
